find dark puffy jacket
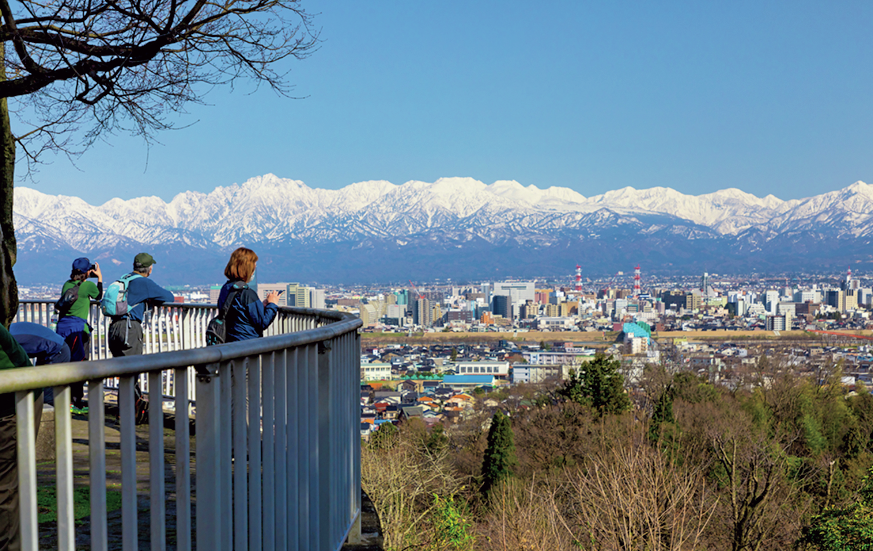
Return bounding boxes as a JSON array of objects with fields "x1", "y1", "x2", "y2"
[{"x1": 217, "y1": 281, "x2": 279, "y2": 342}]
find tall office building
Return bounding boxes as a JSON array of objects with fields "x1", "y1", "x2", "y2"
[
  {"x1": 286, "y1": 283, "x2": 310, "y2": 308},
  {"x1": 492, "y1": 295, "x2": 511, "y2": 318},
  {"x1": 491, "y1": 281, "x2": 535, "y2": 319},
  {"x1": 259, "y1": 282, "x2": 291, "y2": 306},
  {"x1": 209, "y1": 285, "x2": 222, "y2": 305},
  {"x1": 413, "y1": 297, "x2": 431, "y2": 326},
  {"x1": 309, "y1": 288, "x2": 326, "y2": 310}
]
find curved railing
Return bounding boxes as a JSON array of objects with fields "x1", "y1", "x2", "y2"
[{"x1": 3, "y1": 300, "x2": 363, "y2": 551}]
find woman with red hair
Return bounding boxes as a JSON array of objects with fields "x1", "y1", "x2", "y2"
[{"x1": 217, "y1": 247, "x2": 280, "y2": 341}]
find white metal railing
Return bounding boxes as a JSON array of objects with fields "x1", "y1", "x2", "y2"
[
  {"x1": 4, "y1": 301, "x2": 363, "y2": 551},
  {"x1": 15, "y1": 300, "x2": 303, "y2": 412}
]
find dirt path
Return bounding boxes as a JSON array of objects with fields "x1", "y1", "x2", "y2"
[{"x1": 35, "y1": 411, "x2": 196, "y2": 550}]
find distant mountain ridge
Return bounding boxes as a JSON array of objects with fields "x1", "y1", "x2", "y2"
[{"x1": 13, "y1": 175, "x2": 873, "y2": 285}]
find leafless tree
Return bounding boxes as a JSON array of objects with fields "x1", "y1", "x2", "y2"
[
  {"x1": 0, "y1": 0, "x2": 318, "y2": 324},
  {"x1": 361, "y1": 434, "x2": 465, "y2": 551},
  {"x1": 567, "y1": 432, "x2": 717, "y2": 551}
]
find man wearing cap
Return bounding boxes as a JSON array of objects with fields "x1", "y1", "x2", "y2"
[
  {"x1": 107, "y1": 253, "x2": 176, "y2": 357},
  {"x1": 55, "y1": 257, "x2": 102, "y2": 413}
]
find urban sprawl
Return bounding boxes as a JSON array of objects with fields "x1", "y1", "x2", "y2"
[{"x1": 20, "y1": 266, "x2": 873, "y2": 438}]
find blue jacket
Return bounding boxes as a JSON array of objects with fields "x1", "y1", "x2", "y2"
[
  {"x1": 217, "y1": 281, "x2": 278, "y2": 342},
  {"x1": 10, "y1": 322, "x2": 66, "y2": 361},
  {"x1": 124, "y1": 275, "x2": 176, "y2": 322}
]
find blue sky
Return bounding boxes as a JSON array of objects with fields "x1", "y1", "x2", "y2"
[{"x1": 16, "y1": 1, "x2": 873, "y2": 205}]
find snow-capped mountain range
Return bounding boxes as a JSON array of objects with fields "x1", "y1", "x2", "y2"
[{"x1": 12, "y1": 175, "x2": 873, "y2": 284}]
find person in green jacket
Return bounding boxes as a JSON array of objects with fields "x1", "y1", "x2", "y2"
[
  {"x1": 55, "y1": 257, "x2": 102, "y2": 413},
  {"x1": 0, "y1": 323, "x2": 35, "y2": 551}
]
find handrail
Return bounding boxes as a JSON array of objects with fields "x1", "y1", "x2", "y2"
[
  {"x1": 6, "y1": 300, "x2": 364, "y2": 551},
  {"x1": 0, "y1": 306, "x2": 360, "y2": 393}
]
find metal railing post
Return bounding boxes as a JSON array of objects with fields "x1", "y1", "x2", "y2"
[
  {"x1": 175, "y1": 365, "x2": 191, "y2": 551},
  {"x1": 317, "y1": 340, "x2": 333, "y2": 550},
  {"x1": 148, "y1": 370, "x2": 166, "y2": 551},
  {"x1": 196, "y1": 363, "x2": 221, "y2": 551},
  {"x1": 15, "y1": 390, "x2": 38, "y2": 551},
  {"x1": 119, "y1": 375, "x2": 139, "y2": 551},
  {"x1": 89, "y1": 378, "x2": 109, "y2": 551},
  {"x1": 54, "y1": 386, "x2": 75, "y2": 551}
]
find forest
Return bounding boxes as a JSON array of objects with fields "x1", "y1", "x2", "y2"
[{"x1": 362, "y1": 355, "x2": 873, "y2": 551}]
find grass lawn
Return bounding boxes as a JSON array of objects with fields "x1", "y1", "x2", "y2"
[{"x1": 37, "y1": 485, "x2": 122, "y2": 524}]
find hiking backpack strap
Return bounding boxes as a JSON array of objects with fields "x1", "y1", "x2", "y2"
[{"x1": 218, "y1": 281, "x2": 249, "y2": 321}]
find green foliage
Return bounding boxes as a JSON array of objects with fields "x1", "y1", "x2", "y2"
[
  {"x1": 451, "y1": 347, "x2": 458, "y2": 362},
  {"x1": 648, "y1": 388, "x2": 675, "y2": 443},
  {"x1": 429, "y1": 494, "x2": 476, "y2": 550},
  {"x1": 370, "y1": 422, "x2": 399, "y2": 449},
  {"x1": 37, "y1": 486, "x2": 122, "y2": 523},
  {"x1": 425, "y1": 424, "x2": 449, "y2": 454},
  {"x1": 671, "y1": 372, "x2": 718, "y2": 403},
  {"x1": 481, "y1": 410, "x2": 517, "y2": 499},
  {"x1": 539, "y1": 340, "x2": 550, "y2": 351},
  {"x1": 799, "y1": 467, "x2": 873, "y2": 550},
  {"x1": 557, "y1": 354, "x2": 630, "y2": 416}
]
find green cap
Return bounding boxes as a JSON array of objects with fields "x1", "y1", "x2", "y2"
[{"x1": 134, "y1": 252, "x2": 156, "y2": 267}]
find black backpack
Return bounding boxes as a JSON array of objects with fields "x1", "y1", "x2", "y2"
[
  {"x1": 205, "y1": 283, "x2": 248, "y2": 346},
  {"x1": 54, "y1": 281, "x2": 82, "y2": 317}
]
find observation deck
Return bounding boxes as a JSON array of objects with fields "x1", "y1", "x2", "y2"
[{"x1": 3, "y1": 300, "x2": 365, "y2": 550}]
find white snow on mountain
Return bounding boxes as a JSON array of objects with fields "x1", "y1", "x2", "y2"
[{"x1": 12, "y1": 175, "x2": 873, "y2": 251}]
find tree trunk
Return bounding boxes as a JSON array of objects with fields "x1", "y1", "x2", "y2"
[{"x1": 0, "y1": 43, "x2": 19, "y2": 328}]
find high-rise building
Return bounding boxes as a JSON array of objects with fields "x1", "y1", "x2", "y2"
[
  {"x1": 259, "y1": 282, "x2": 291, "y2": 306},
  {"x1": 492, "y1": 295, "x2": 511, "y2": 318},
  {"x1": 284, "y1": 283, "x2": 309, "y2": 308},
  {"x1": 413, "y1": 297, "x2": 431, "y2": 326},
  {"x1": 794, "y1": 290, "x2": 818, "y2": 303},
  {"x1": 685, "y1": 293, "x2": 702, "y2": 311},
  {"x1": 309, "y1": 288, "x2": 326, "y2": 310},
  {"x1": 765, "y1": 315, "x2": 787, "y2": 331},
  {"x1": 209, "y1": 285, "x2": 222, "y2": 305},
  {"x1": 825, "y1": 289, "x2": 844, "y2": 311},
  {"x1": 492, "y1": 281, "x2": 535, "y2": 305},
  {"x1": 776, "y1": 302, "x2": 795, "y2": 328}
]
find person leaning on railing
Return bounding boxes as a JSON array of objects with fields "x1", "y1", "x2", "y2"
[
  {"x1": 217, "y1": 247, "x2": 280, "y2": 342},
  {"x1": 56, "y1": 257, "x2": 102, "y2": 413},
  {"x1": 107, "y1": 253, "x2": 176, "y2": 358},
  {"x1": 218, "y1": 248, "x2": 280, "y2": 430},
  {"x1": 9, "y1": 322, "x2": 71, "y2": 406}
]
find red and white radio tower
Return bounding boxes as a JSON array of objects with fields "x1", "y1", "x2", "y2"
[
  {"x1": 575, "y1": 265, "x2": 582, "y2": 291},
  {"x1": 633, "y1": 265, "x2": 641, "y2": 297}
]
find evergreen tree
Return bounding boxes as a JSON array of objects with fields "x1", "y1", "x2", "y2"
[
  {"x1": 799, "y1": 466, "x2": 873, "y2": 550},
  {"x1": 557, "y1": 354, "x2": 631, "y2": 416},
  {"x1": 649, "y1": 387, "x2": 675, "y2": 442},
  {"x1": 480, "y1": 411, "x2": 517, "y2": 499}
]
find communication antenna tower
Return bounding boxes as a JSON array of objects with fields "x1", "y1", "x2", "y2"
[
  {"x1": 575, "y1": 264, "x2": 582, "y2": 292},
  {"x1": 633, "y1": 265, "x2": 641, "y2": 297}
]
